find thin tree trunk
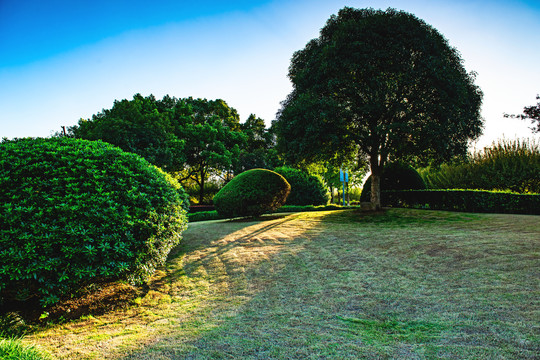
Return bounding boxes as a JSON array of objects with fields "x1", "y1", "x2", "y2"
[{"x1": 198, "y1": 168, "x2": 205, "y2": 204}]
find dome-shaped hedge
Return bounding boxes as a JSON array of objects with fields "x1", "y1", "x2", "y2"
[
  {"x1": 361, "y1": 162, "x2": 426, "y2": 202},
  {"x1": 274, "y1": 167, "x2": 330, "y2": 206},
  {"x1": 213, "y1": 169, "x2": 290, "y2": 218},
  {"x1": 0, "y1": 137, "x2": 188, "y2": 307}
]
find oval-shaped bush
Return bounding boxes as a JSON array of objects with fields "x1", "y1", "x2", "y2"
[
  {"x1": 213, "y1": 169, "x2": 290, "y2": 218},
  {"x1": 273, "y1": 166, "x2": 330, "y2": 206},
  {"x1": 0, "y1": 137, "x2": 188, "y2": 307},
  {"x1": 361, "y1": 162, "x2": 426, "y2": 202}
]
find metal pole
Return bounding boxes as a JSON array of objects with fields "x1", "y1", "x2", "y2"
[{"x1": 342, "y1": 180, "x2": 346, "y2": 206}]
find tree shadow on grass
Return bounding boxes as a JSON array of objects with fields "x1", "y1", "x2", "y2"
[{"x1": 117, "y1": 208, "x2": 539, "y2": 359}]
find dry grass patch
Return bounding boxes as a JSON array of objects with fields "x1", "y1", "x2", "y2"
[{"x1": 22, "y1": 209, "x2": 540, "y2": 359}]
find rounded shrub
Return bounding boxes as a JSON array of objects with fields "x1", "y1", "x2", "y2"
[
  {"x1": 213, "y1": 169, "x2": 290, "y2": 218},
  {"x1": 0, "y1": 137, "x2": 188, "y2": 307},
  {"x1": 361, "y1": 162, "x2": 426, "y2": 202},
  {"x1": 273, "y1": 167, "x2": 330, "y2": 206}
]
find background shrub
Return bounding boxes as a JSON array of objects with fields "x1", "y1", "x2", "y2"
[
  {"x1": 213, "y1": 169, "x2": 290, "y2": 218},
  {"x1": 420, "y1": 138, "x2": 540, "y2": 193},
  {"x1": 0, "y1": 138, "x2": 188, "y2": 307},
  {"x1": 361, "y1": 162, "x2": 426, "y2": 202},
  {"x1": 382, "y1": 189, "x2": 540, "y2": 215},
  {"x1": 274, "y1": 166, "x2": 330, "y2": 206}
]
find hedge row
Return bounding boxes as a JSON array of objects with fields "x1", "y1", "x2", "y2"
[{"x1": 382, "y1": 190, "x2": 540, "y2": 215}]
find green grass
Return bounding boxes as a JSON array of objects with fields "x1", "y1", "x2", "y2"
[
  {"x1": 0, "y1": 338, "x2": 52, "y2": 360},
  {"x1": 26, "y1": 208, "x2": 539, "y2": 359}
]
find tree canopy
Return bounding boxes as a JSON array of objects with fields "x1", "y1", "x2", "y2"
[
  {"x1": 70, "y1": 94, "x2": 247, "y2": 203},
  {"x1": 272, "y1": 7, "x2": 483, "y2": 208}
]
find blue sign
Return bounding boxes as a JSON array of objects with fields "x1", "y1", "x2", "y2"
[{"x1": 340, "y1": 169, "x2": 349, "y2": 183}]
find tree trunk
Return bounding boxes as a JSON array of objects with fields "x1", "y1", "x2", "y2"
[
  {"x1": 370, "y1": 172, "x2": 381, "y2": 210},
  {"x1": 198, "y1": 169, "x2": 205, "y2": 204},
  {"x1": 370, "y1": 153, "x2": 383, "y2": 210}
]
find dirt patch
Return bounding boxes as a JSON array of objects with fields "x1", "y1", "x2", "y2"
[{"x1": 2, "y1": 281, "x2": 145, "y2": 324}]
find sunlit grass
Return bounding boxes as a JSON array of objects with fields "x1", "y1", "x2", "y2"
[
  {"x1": 26, "y1": 209, "x2": 539, "y2": 359},
  {"x1": 0, "y1": 337, "x2": 52, "y2": 360}
]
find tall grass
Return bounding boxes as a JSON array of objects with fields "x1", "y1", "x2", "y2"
[{"x1": 420, "y1": 138, "x2": 540, "y2": 193}]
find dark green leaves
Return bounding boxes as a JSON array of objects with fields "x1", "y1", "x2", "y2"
[
  {"x1": 0, "y1": 138, "x2": 188, "y2": 307},
  {"x1": 274, "y1": 7, "x2": 483, "y2": 207}
]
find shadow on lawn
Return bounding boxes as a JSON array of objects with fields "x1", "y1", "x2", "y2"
[{"x1": 117, "y1": 208, "x2": 539, "y2": 360}]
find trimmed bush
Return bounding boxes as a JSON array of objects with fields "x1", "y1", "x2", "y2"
[
  {"x1": 213, "y1": 169, "x2": 290, "y2": 218},
  {"x1": 274, "y1": 167, "x2": 330, "y2": 206},
  {"x1": 0, "y1": 138, "x2": 188, "y2": 307},
  {"x1": 382, "y1": 189, "x2": 540, "y2": 215},
  {"x1": 361, "y1": 162, "x2": 426, "y2": 202}
]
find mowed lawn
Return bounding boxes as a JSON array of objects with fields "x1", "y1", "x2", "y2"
[{"x1": 28, "y1": 209, "x2": 539, "y2": 359}]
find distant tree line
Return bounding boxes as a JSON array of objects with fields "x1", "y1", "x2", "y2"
[{"x1": 68, "y1": 94, "x2": 280, "y2": 203}]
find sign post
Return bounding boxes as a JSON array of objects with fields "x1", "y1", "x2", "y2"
[{"x1": 340, "y1": 168, "x2": 348, "y2": 206}]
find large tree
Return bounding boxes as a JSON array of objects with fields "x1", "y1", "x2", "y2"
[
  {"x1": 233, "y1": 114, "x2": 280, "y2": 174},
  {"x1": 174, "y1": 98, "x2": 246, "y2": 203},
  {"x1": 273, "y1": 7, "x2": 483, "y2": 209},
  {"x1": 71, "y1": 94, "x2": 186, "y2": 172},
  {"x1": 70, "y1": 94, "x2": 246, "y2": 203}
]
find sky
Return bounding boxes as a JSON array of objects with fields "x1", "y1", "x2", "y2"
[{"x1": 1, "y1": 0, "x2": 539, "y2": 149}]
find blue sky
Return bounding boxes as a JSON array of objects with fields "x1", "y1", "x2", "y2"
[{"x1": 1, "y1": 0, "x2": 539, "y2": 148}]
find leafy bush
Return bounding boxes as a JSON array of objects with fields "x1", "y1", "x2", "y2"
[
  {"x1": 274, "y1": 167, "x2": 330, "y2": 205},
  {"x1": 184, "y1": 180, "x2": 221, "y2": 205},
  {"x1": 213, "y1": 169, "x2": 290, "y2": 218},
  {"x1": 361, "y1": 162, "x2": 426, "y2": 202},
  {"x1": 0, "y1": 138, "x2": 188, "y2": 307},
  {"x1": 420, "y1": 139, "x2": 540, "y2": 193},
  {"x1": 382, "y1": 190, "x2": 540, "y2": 215}
]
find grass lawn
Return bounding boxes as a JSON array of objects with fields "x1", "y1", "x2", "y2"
[{"x1": 25, "y1": 209, "x2": 539, "y2": 359}]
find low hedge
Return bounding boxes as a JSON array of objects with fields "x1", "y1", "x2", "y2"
[{"x1": 382, "y1": 189, "x2": 540, "y2": 215}]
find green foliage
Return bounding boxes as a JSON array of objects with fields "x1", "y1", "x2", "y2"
[
  {"x1": 420, "y1": 139, "x2": 540, "y2": 193},
  {"x1": 361, "y1": 162, "x2": 426, "y2": 202},
  {"x1": 213, "y1": 169, "x2": 290, "y2": 218},
  {"x1": 0, "y1": 138, "x2": 188, "y2": 307},
  {"x1": 0, "y1": 338, "x2": 52, "y2": 360},
  {"x1": 383, "y1": 189, "x2": 540, "y2": 215},
  {"x1": 188, "y1": 211, "x2": 221, "y2": 222},
  {"x1": 234, "y1": 114, "x2": 281, "y2": 174},
  {"x1": 273, "y1": 7, "x2": 483, "y2": 208},
  {"x1": 70, "y1": 94, "x2": 186, "y2": 172},
  {"x1": 184, "y1": 180, "x2": 221, "y2": 205},
  {"x1": 273, "y1": 167, "x2": 330, "y2": 206},
  {"x1": 71, "y1": 94, "x2": 247, "y2": 204}
]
